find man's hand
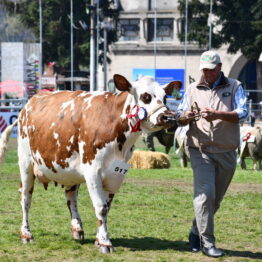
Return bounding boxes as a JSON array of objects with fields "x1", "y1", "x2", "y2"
[
  {"x1": 177, "y1": 111, "x2": 196, "y2": 126},
  {"x1": 201, "y1": 108, "x2": 239, "y2": 123},
  {"x1": 201, "y1": 108, "x2": 219, "y2": 122}
]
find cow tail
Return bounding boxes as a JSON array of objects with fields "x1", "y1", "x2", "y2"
[{"x1": 0, "y1": 119, "x2": 18, "y2": 164}]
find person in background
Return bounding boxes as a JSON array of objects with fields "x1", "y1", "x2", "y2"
[{"x1": 177, "y1": 50, "x2": 248, "y2": 258}]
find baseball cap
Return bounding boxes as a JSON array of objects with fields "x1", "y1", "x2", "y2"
[{"x1": 199, "y1": 51, "x2": 221, "y2": 70}]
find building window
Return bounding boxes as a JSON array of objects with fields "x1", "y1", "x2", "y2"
[
  {"x1": 148, "y1": 18, "x2": 173, "y2": 41},
  {"x1": 117, "y1": 19, "x2": 140, "y2": 41}
]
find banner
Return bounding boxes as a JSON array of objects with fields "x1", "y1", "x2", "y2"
[
  {"x1": 132, "y1": 68, "x2": 185, "y2": 93},
  {"x1": 0, "y1": 112, "x2": 18, "y2": 138}
]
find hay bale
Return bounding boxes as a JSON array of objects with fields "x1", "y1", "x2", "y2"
[{"x1": 128, "y1": 150, "x2": 170, "y2": 169}]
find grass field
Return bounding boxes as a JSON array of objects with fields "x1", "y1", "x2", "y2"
[{"x1": 0, "y1": 138, "x2": 261, "y2": 262}]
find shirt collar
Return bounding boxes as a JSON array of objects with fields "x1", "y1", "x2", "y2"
[{"x1": 213, "y1": 72, "x2": 222, "y2": 89}]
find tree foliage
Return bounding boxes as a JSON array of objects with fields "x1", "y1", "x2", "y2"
[
  {"x1": 0, "y1": 4, "x2": 35, "y2": 42},
  {"x1": 178, "y1": 0, "x2": 262, "y2": 60},
  {"x1": 2, "y1": 0, "x2": 119, "y2": 71}
]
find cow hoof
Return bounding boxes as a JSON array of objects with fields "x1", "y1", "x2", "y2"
[
  {"x1": 21, "y1": 235, "x2": 34, "y2": 244},
  {"x1": 72, "y1": 230, "x2": 84, "y2": 241},
  {"x1": 95, "y1": 240, "x2": 115, "y2": 253}
]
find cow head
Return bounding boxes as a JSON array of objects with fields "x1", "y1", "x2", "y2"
[{"x1": 114, "y1": 74, "x2": 178, "y2": 133}]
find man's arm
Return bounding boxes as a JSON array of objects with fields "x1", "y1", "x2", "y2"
[
  {"x1": 202, "y1": 85, "x2": 248, "y2": 123},
  {"x1": 201, "y1": 108, "x2": 239, "y2": 123}
]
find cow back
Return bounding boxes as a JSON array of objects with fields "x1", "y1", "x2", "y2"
[{"x1": 19, "y1": 91, "x2": 130, "y2": 172}]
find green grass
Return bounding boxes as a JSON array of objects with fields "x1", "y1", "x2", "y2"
[{"x1": 0, "y1": 138, "x2": 261, "y2": 262}]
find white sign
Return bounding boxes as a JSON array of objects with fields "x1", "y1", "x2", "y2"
[
  {"x1": 109, "y1": 160, "x2": 131, "y2": 176},
  {"x1": 41, "y1": 76, "x2": 56, "y2": 86}
]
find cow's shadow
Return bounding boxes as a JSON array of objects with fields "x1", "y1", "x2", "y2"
[
  {"x1": 82, "y1": 237, "x2": 262, "y2": 259},
  {"x1": 113, "y1": 237, "x2": 188, "y2": 251}
]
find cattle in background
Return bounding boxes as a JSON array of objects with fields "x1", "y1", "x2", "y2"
[
  {"x1": 0, "y1": 74, "x2": 176, "y2": 253},
  {"x1": 174, "y1": 125, "x2": 190, "y2": 167},
  {"x1": 238, "y1": 126, "x2": 262, "y2": 170},
  {"x1": 142, "y1": 129, "x2": 175, "y2": 154}
]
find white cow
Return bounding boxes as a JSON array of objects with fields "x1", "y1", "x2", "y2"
[{"x1": 0, "y1": 74, "x2": 177, "y2": 253}]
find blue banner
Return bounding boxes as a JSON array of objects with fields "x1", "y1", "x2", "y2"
[{"x1": 132, "y1": 68, "x2": 185, "y2": 93}]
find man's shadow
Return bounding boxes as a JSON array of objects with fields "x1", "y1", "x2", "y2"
[
  {"x1": 92, "y1": 237, "x2": 262, "y2": 259},
  {"x1": 82, "y1": 237, "x2": 261, "y2": 259}
]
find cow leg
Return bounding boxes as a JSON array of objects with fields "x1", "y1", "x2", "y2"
[
  {"x1": 86, "y1": 177, "x2": 115, "y2": 253},
  {"x1": 240, "y1": 157, "x2": 246, "y2": 169},
  {"x1": 180, "y1": 152, "x2": 188, "y2": 168},
  {"x1": 95, "y1": 193, "x2": 115, "y2": 253},
  {"x1": 65, "y1": 185, "x2": 84, "y2": 241},
  {"x1": 19, "y1": 164, "x2": 35, "y2": 243},
  {"x1": 165, "y1": 146, "x2": 171, "y2": 154},
  {"x1": 253, "y1": 159, "x2": 258, "y2": 170}
]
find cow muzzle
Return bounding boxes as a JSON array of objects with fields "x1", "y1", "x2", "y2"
[{"x1": 156, "y1": 111, "x2": 179, "y2": 128}]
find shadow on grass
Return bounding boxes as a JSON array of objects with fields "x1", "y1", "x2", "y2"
[
  {"x1": 81, "y1": 237, "x2": 189, "y2": 252},
  {"x1": 225, "y1": 249, "x2": 262, "y2": 260},
  {"x1": 112, "y1": 237, "x2": 189, "y2": 252},
  {"x1": 82, "y1": 237, "x2": 262, "y2": 259}
]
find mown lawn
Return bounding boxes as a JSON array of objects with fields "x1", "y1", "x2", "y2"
[{"x1": 0, "y1": 138, "x2": 261, "y2": 262}]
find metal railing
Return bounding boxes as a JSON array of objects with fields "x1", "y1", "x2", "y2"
[{"x1": 0, "y1": 99, "x2": 28, "y2": 111}]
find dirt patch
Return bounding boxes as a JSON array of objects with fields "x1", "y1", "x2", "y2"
[
  {"x1": 228, "y1": 183, "x2": 262, "y2": 194},
  {"x1": 127, "y1": 178, "x2": 262, "y2": 194},
  {"x1": 127, "y1": 178, "x2": 193, "y2": 193}
]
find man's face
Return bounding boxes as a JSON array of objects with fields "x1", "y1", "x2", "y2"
[{"x1": 202, "y1": 63, "x2": 222, "y2": 84}]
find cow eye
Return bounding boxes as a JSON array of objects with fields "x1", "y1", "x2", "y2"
[{"x1": 140, "y1": 93, "x2": 152, "y2": 104}]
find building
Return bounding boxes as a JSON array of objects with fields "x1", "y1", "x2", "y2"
[{"x1": 107, "y1": 0, "x2": 256, "y2": 99}]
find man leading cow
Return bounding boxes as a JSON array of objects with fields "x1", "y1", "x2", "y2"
[{"x1": 178, "y1": 50, "x2": 248, "y2": 258}]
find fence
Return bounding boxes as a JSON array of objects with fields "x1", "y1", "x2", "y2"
[
  {"x1": 245, "y1": 90, "x2": 262, "y2": 126},
  {"x1": 0, "y1": 98, "x2": 28, "y2": 111}
]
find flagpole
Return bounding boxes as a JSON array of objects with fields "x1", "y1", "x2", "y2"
[
  {"x1": 70, "y1": 0, "x2": 74, "y2": 91},
  {"x1": 208, "y1": 0, "x2": 213, "y2": 50},
  {"x1": 39, "y1": 0, "x2": 42, "y2": 91},
  {"x1": 184, "y1": 0, "x2": 188, "y2": 91}
]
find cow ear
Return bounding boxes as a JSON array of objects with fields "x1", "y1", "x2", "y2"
[
  {"x1": 113, "y1": 74, "x2": 132, "y2": 92},
  {"x1": 165, "y1": 80, "x2": 182, "y2": 91}
]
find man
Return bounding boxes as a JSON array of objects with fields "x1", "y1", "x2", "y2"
[
  {"x1": 178, "y1": 51, "x2": 248, "y2": 257},
  {"x1": 144, "y1": 81, "x2": 182, "y2": 153}
]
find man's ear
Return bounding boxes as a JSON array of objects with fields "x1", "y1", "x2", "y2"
[
  {"x1": 165, "y1": 80, "x2": 182, "y2": 91},
  {"x1": 113, "y1": 74, "x2": 132, "y2": 92}
]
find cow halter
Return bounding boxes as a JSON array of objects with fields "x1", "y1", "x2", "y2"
[{"x1": 127, "y1": 104, "x2": 166, "y2": 133}]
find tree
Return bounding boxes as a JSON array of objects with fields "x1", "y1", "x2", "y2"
[
  {"x1": 0, "y1": 3, "x2": 35, "y2": 42},
  {"x1": 2, "y1": 0, "x2": 119, "y2": 73},
  {"x1": 178, "y1": 0, "x2": 262, "y2": 89}
]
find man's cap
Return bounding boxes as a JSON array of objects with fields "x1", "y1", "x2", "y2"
[{"x1": 199, "y1": 51, "x2": 221, "y2": 70}]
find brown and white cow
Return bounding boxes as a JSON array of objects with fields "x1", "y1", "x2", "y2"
[
  {"x1": 238, "y1": 126, "x2": 262, "y2": 170},
  {"x1": 0, "y1": 74, "x2": 177, "y2": 253}
]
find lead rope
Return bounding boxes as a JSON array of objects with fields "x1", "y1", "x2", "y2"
[{"x1": 190, "y1": 102, "x2": 203, "y2": 153}]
